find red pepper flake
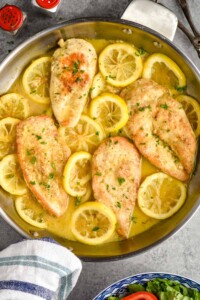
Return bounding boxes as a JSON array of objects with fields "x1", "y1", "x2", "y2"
[
  {"x1": 60, "y1": 53, "x2": 89, "y2": 93},
  {"x1": 36, "y1": 0, "x2": 60, "y2": 9},
  {"x1": 0, "y1": 5, "x2": 23, "y2": 32}
]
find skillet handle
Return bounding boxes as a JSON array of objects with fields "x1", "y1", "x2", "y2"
[{"x1": 121, "y1": 0, "x2": 178, "y2": 41}]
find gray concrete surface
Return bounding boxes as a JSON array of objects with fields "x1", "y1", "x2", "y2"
[{"x1": 0, "y1": 0, "x2": 200, "y2": 299}]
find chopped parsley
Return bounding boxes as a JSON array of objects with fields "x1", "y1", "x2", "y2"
[
  {"x1": 75, "y1": 197, "x2": 81, "y2": 206},
  {"x1": 49, "y1": 173, "x2": 54, "y2": 179},
  {"x1": 72, "y1": 60, "x2": 80, "y2": 75},
  {"x1": 116, "y1": 201, "x2": 121, "y2": 208},
  {"x1": 117, "y1": 177, "x2": 125, "y2": 185},
  {"x1": 95, "y1": 172, "x2": 102, "y2": 176},
  {"x1": 26, "y1": 149, "x2": 32, "y2": 156},
  {"x1": 92, "y1": 226, "x2": 100, "y2": 231},
  {"x1": 51, "y1": 162, "x2": 56, "y2": 170},
  {"x1": 41, "y1": 182, "x2": 50, "y2": 189},
  {"x1": 105, "y1": 75, "x2": 116, "y2": 80},
  {"x1": 118, "y1": 129, "x2": 122, "y2": 135},
  {"x1": 174, "y1": 156, "x2": 179, "y2": 163},
  {"x1": 138, "y1": 105, "x2": 151, "y2": 112},
  {"x1": 30, "y1": 156, "x2": 37, "y2": 164},
  {"x1": 30, "y1": 181, "x2": 36, "y2": 185},
  {"x1": 131, "y1": 216, "x2": 137, "y2": 223},
  {"x1": 160, "y1": 103, "x2": 169, "y2": 110},
  {"x1": 89, "y1": 87, "x2": 95, "y2": 94},
  {"x1": 75, "y1": 76, "x2": 82, "y2": 83},
  {"x1": 175, "y1": 85, "x2": 187, "y2": 93},
  {"x1": 135, "y1": 47, "x2": 146, "y2": 56}
]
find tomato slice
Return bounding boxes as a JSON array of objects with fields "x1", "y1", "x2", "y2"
[{"x1": 122, "y1": 291, "x2": 158, "y2": 300}]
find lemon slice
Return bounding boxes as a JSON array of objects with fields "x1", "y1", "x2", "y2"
[
  {"x1": 0, "y1": 117, "x2": 20, "y2": 159},
  {"x1": 90, "y1": 72, "x2": 121, "y2": 99},
  {"x1": 142, "y1": 53, "x2": 186, "y2": 95},
  {"x1": 99, "y1": 43, "x2": 143, "y2": 87},
  {"x1": 0, "y1": 154, "x2": 27, "y2": 195},
  {"x1": 138, "y1": 172, "x2": 186, "y2": 219},
  {"x1": 0, "y1": 93, "x2": 30, "y2": 119},
  {"x1": 176, "y1": 94, "x2": 200, "y2": 136},
  {"x1": 58, "y1": 115, "x2": 105, "y2": 153},
  {"x1": 89, "y1": 92, "x2": 129, "y2": 133},
  {"x1": 71, "y1": 201, "x2": 117, "y2": 245},
  {"x1": 15, "y1": 193, "x2": 47, "y2": 228},
  {"x1": 22, "y1": 56, "x2": 51, "y2": 104},
  {"x1": 63, "y1": 151, "x2": 92, "y2": 197}
]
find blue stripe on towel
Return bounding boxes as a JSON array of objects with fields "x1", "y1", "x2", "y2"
[
  {"x1": 35, "y1": 237, "x2": 59, "y2": 244},
  {"x1": 0, "y1": 280, "x2": 54, "y2": 300}
]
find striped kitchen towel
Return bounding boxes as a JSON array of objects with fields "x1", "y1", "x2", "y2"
[{"x1": 0, "y1": 237, "x2": 82, "y2": 300}]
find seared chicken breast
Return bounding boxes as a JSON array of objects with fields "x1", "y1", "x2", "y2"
[
  {"x1": 92, "y1": 136, "x2": 141, "y2": 238},
  {"x1": 121, "y1": 78, "x2": 197, "y2": 181},
  {"x1": 16, "y1": 116, "x2": 70, "y2": 217},
  {"x1": 50, "y1": 38, "x2": 97, "y2": 127}
]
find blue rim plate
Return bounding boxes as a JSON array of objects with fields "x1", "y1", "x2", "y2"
[{"x1": 93, "y1": 272, "x2": 200, "y2": 300}]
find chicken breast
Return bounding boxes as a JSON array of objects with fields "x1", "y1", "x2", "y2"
[
  {"x1": 50, "y1": 38, "x2": 97, "y2": 127},
  {"x1": 120, "y1": 78, "x2": 197, "y2": 181},
  {"x1": 92, "y1": 136, "x2": 141, "y2": 238},
  {"x1": 16, "y1": 115, "x2": 70, "y2": 217}
]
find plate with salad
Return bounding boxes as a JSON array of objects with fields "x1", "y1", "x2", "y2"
[{"x1": 93, "y1": 272, "x2": 200, "y2": 300}]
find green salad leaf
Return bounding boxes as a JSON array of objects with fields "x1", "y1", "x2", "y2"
[
  {"x1": 146, "y1": 278, "x2": 200, "y2": 300},
  {"x1": 107, "y1": 278, "x2": 200, "y2": 300}
]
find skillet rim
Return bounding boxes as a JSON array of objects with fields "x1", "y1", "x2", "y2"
[{"x1": 0, "y1": 16, "x2": 200, "y2": 262}]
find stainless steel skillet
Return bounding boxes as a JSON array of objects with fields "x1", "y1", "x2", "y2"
[{"x1": 0, "y1": 0, "x2": 200, "y2": 261}]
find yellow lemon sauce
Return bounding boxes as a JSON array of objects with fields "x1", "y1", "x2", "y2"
[{"x1": 21, "y1": 157, "x2": 160, "y2": 243}]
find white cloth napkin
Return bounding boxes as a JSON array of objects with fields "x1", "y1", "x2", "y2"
[{"x1": 0, "y1": 237, "x2": 82, "y2": 300}]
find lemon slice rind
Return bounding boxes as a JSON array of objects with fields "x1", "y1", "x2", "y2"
[
  {"x1": 176, "y1": 94, "x2": 200, "y2": 137},
  {"x1": 138, "y1": 172, "x2": 186, "y2": 219},
  {"x1": 15, "y1": 194, "x2": 47, "y2": 229},
  {"x1": 22, "y1": 56, "x2": 51, "y2": 104},
  {"x1": 71, "y1": 201, "x2": 117, "y2": 245},
  {"x1": 63, "y1": 151, "x2": 92, "y2": 197},
  {"x1": 89, "y1": 92, "x2": 129, "y2": 133},
  {"x1": 99, "y1": 43, "x2": 143, "y2": 87},
  {"x1": 0, "y1": 154, "x2": 27, "y2": 195},
  {"x1": 142, "y1": 53, "x2": 186, "y2": 94}
]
